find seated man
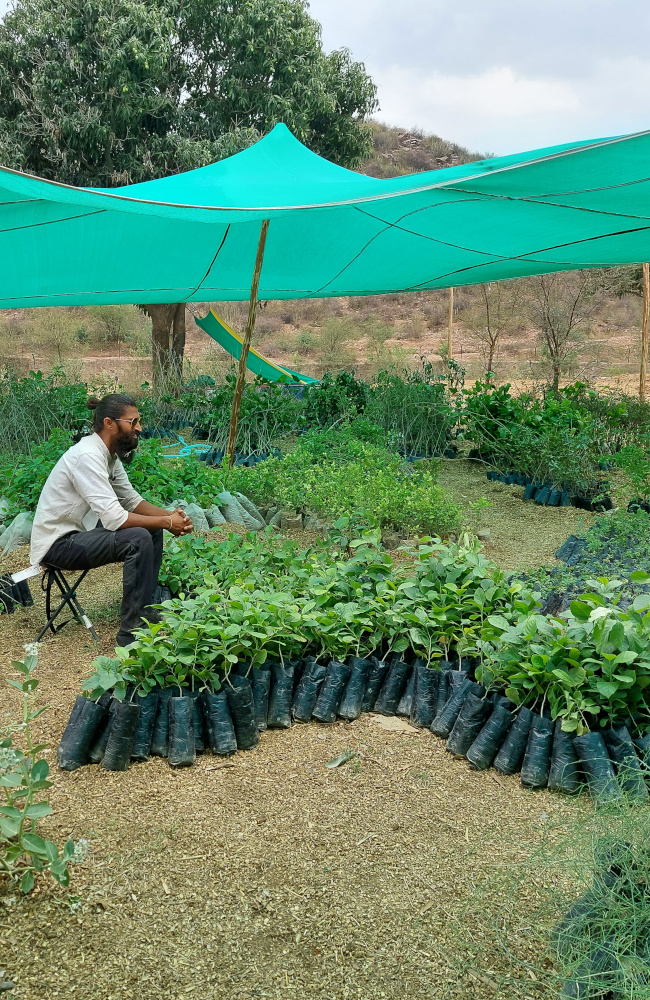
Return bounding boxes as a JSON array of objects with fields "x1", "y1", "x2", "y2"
[{"x1": 30, "y1": 393, "x2": 193, "y2": 646}]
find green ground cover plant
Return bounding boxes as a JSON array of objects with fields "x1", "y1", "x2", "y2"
[{"x1": 220, "y1": 425, "x2": 463, "y2": 536}]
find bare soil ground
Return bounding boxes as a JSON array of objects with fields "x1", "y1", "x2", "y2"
[{"x1": 0, "y1": 469, "x2": 596, "y2": 1000}]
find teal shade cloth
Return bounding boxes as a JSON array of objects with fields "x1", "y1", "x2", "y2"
[{"x1": 1, "y1": 123, "x2": 650, "y2": 307}]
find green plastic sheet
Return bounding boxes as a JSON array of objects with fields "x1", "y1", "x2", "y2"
[
  {"x1": 196, "y1": 308, "x2": 318, "y2": 383},
  {"x1": 1, "y1": 123, "x2": 650, "y2": 308}
]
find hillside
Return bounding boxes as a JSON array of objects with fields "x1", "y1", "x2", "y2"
[{"x1": 362, "y1": 121, "x2": 487, "y2": 178}]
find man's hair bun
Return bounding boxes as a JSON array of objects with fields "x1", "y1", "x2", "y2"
[{"x1": 86, "y1": 392, "x2": 137, "y2": 431}]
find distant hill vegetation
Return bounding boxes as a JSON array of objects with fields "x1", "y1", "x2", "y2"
[{"x1": 361, "y1": 121, "x2": 488, "y2": 178}]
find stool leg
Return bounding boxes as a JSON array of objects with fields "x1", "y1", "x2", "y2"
[
  {"x1": 35, "y1": 569, "x2": 99, "y2": 643},
  {"x1": 54, "y1": 570, "x2": 100, "y2": 641}
]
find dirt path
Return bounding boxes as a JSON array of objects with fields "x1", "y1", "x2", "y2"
[
  {"x1": 0, "y1": 551, "x2": 584, "y2": 1000},
  {"x1": 438, "y1": 458, "x2": 597, "y2": 572}
]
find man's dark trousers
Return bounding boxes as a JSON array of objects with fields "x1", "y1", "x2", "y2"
[{"x1": 43, "y1": 525, "x2": 163, "y2": 643}]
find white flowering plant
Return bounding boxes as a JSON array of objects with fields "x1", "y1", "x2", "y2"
[{"x1": 1, "y1": 647, "x2": 81, "y2": 894}]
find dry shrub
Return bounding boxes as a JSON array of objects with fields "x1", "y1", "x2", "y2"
[
  {"x1": 28, "y1": 308, "x2": 84, "y2": 363},
  {"x1": 254, "y1": 314, "x2": 283, "y2": 338},
  {"x1": 300, "y1": 299, "x2": 327, "y2": 324},
  {"x1": 421, "y1": 297, "x2": 448, "y2": 328},
  {"x1": 596, "y1": 294, "x2": 642, "y2": 331},
  {"x1": 316, "y1": 317, "x2": 356, "y2": 372},
  {"x1": 394, "y1": 312, "x2": 427, "y2": 340},
  {"x1": 296, "y1": 330, "x2": 317, "y2": 355}
]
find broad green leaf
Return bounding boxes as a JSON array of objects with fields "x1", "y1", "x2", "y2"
[
  {"x1": 30, "y1": 760, "x2": 49, "y2": 781},
  {"x1": 0, "y1": 815, "x2": 20, "y2": 838},
  {"x1": 44, "y1": 840, "x2": 59, "y2": 863},
  {"x1": 20, "y1": 869, "x2": 35, "y2": 894},
  {"x1": 20, "y1": 833, "x2": 48, "y2": 856},
  {"x1": 570, "y1": 601, "x2": 592, "y2": 621},
  {"x1": 486, "y1": 614, "x2": 510, "y2": 631},
  {"x1": 609, "y1": 622, "x2": 625, "y2": 647},
  {"x1": 26, "y1": 803, "x2": 52, "y2": 820},
  {"x1": 595, "y1": 679, "x2": 619, "y2": 699},
  {"x1": 0, "y1": 773, "x2": 23, "y2": 788}
]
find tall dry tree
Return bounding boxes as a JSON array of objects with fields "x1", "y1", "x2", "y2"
[
  {"x1": 525, "y1": 271, "x2": 597, "y2": 391},
  {"x1": 465, "y1": 280, "x2": 522, "y2": 381}
]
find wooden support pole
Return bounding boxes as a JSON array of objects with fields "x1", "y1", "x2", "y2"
[
  {"x1": 641, "y1": 262, "x2": 650, "y2": 403},
  {"x1": 226, "y1": 219, "x2": 270, "y2": 466},
  {"x1": 447, "y1": 286, "x2": 454, "y2": 359}
]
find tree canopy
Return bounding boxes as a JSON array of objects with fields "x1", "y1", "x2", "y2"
[{"x1": 0, "y1": 0, "x2": 377, "y2": 186}]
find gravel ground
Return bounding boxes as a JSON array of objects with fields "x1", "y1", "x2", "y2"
[{"x1": 0, "y1": 543, "x2": 586, "y2": 1000}]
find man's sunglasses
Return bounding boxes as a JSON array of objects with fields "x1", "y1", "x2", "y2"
[{"x1": 114, "y1": 416, "x2": 142, "y2": 430}]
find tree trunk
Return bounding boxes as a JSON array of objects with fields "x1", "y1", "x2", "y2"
[
  {"x1": 171, "y1": 303, "x2": 186, "y2": 381},
  {"x1": 552, "y1": 357, "x2": 561, "y2": 392},
  {"x1": 143, "y1": 303, "x2": 182, "y2": 390},
  {"x1": 486, "y1": 340, "x2": 496, "y2": 380}
]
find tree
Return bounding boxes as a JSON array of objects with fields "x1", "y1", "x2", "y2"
[
  {"x1": 465, "y1": 281, "x2": 522, "y2": 381},
  {"x1": 0, "y1": 0, "x2": 377, "y2": 385},
  {"x1": 524, "y1": 272, "x2": 598, "y2": 392},
  {"x1": 593, "y1": 265, "x2": 644, "y2": 299}
]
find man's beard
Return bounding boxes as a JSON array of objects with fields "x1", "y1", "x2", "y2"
[{"x1": 114, "y1": 430, "x2": 139, "y2": 463}]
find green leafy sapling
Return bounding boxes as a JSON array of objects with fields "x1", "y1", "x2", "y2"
[{"x1": 1, "y1": 647, "x2": 84, "y2": 894}]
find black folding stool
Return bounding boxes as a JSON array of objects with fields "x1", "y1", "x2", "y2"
[{"x1": 11, "y1": 565, "x2": 100, "y2": 642}]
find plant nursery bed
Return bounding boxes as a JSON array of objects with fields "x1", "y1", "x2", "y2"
[{"x1": 0, "y1": 571, "x2": 584, "y2": 1000}]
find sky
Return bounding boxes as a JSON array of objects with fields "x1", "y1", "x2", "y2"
[
  {"x1": 308, "y1": 0, "x2": 650, "y2": 155},
  {"x1": 0, "y1": 0, "x2": 648, "y2": 156}
]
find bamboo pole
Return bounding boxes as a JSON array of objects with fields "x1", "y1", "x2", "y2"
[
  {"x1": 447, "y1": 286, "x2": 454, "y2": 359},
  {"x1": 641, "y1": 262, "x2": 650, "y2": 402},
  {"x1": 226, "y1": 219, "x2": 270, "y2": 466}
]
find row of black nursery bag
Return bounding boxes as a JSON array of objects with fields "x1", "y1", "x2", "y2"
[{"x1": 57, "y1": 652, "x2": 650, "y2": 803}]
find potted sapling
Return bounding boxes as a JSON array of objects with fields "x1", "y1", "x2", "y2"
[
  {"x1": 58, "y1": 655, "x2": 134, "y2": 771},
  {"x1": 339, "y1": 597, "x2": 384, "y2": 721},
  {"x1": 359, "y1": 592, "x2": 410, "y2": 714},
  {"x1": 258, "y1": 591, "x2": 306, "y2": 729}
]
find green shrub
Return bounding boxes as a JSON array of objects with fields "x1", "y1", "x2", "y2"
[
  {"x1": 366, "y1": 360, "x2": 460, "y2": 455},
  {"x1": 463, "y1": 380, "x2": 621, "y2": 494},
  {"x1": 0, "y1": 428, "x2": 73, "y2": 519},
  {"x1": 612, "y1": 443, "x2": 650, "y2": 504},
  {"x1": 478, "y1": 575, "x2": 650, "y2": 734},
  {"x1": 0, "y1": 368, "x2": 88, "y2": 457},
  {"x1": 1, "y1": 649, "x2": 78, "y2": 894},
  {"x1": 303, "y1": 370, "x2": 369, "y2": 426}
]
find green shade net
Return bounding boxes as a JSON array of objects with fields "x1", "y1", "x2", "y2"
[{"x1": 1, "y1": 123, "x2": 650, "y2": 308}]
